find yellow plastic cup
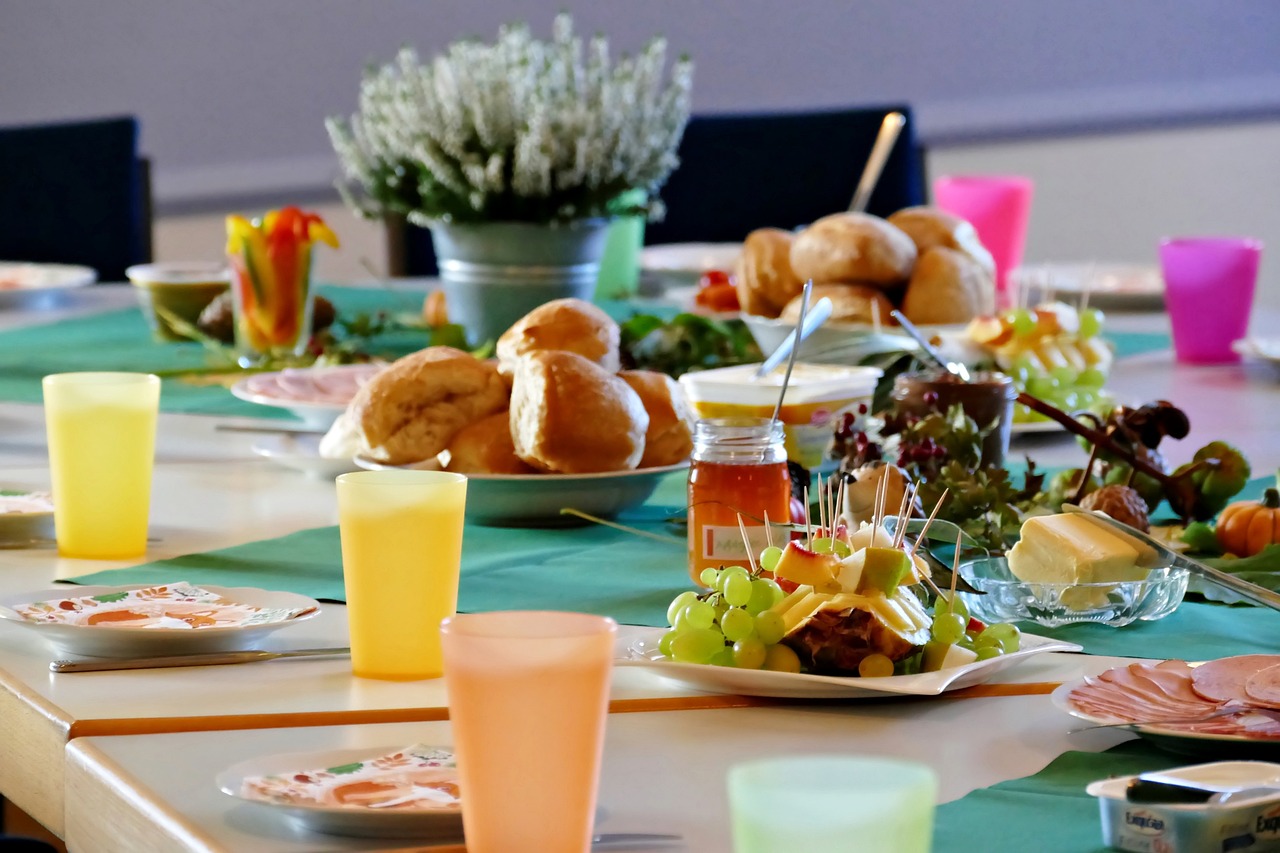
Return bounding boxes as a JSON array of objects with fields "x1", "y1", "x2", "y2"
[
  {"x1": 42, "y1": 372, "x2": 160, "y2": 559},
  {"x1": 441, "y1": 611, "x2": 617, "y2": 853},
  {"x1": 335, "y1": 470, "x2": 467, "y2": 681}
]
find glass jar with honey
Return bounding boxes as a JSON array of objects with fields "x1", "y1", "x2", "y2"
[{"x1": 687, "y1": 417, "x2": 791, "y2": 585}]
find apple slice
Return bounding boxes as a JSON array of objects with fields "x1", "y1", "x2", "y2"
[
  {"x1": 772, "y1": 542, "x2": 842, "y2": 594},
  {"x1": 856, "y1": 547, "x2": 913, "y2": 597},
  {"x1": 966, "y1": 315, "x2": 1013, "y2": 349}
]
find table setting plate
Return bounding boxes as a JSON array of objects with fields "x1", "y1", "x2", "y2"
[
  {"x1": 0, "y1": 491, "x2": 55, "y2": 548},
  {"x1": 1233, "y1": 337, "x2": 1280, "y2": 367},
  {"x1": 1010, "y1": 263, "x2": 1164, "y2": 311},
  {"x1": 354, "y1": 456, "x2": 687, "y2": 527},
  {"x1": 0, "y1": 261, "x2": 97, "y2": 310},
  {"x1": 229, "y1": 364, "x2": 383, "y2": 428},
  {"x1": 0, "y1": 584, "x2": 321, "y2": 659},
  {"x1": 639, "y1": 242, "x2": 742, "y2": 287},
  {"x1": 251, "y1": 434, "x2": 361, "y2": 479},
  {"x1": 217, "y1": 744, "x2": 464, "y2": 839},
  {"x1": 617, "y1": 628, "x2": 1080, "y2": 699}
]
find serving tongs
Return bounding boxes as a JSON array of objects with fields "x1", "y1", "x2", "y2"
[{"x1": 1063, "y1": 505, "x2": 1280, "y2": 613}]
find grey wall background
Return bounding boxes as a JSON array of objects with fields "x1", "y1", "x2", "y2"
[{"x1": 3, "y1": 0, "x2": 1279, "y2": 210}]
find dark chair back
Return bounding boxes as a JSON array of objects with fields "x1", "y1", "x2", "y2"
[
  {"x1": 644, "y1": 105, "x2": 926, "y2": 245},
  {"x1": 0, "y1": 116, "x2": 151, "y2": 281}
]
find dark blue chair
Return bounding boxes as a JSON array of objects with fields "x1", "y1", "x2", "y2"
[
  {"x1": 0, "y1": 116, "x2": 151, "y2": 282},
  {"x1": 644, "y1": 105, "x2": 927, "y2": 245}
]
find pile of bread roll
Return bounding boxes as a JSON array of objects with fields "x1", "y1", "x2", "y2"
[
  {"x1": 332, "y1": 299, "x2": 696, "y2": 474},
  {"x1": 735, "y1": 207, "x2": 997, "y2": 326}
]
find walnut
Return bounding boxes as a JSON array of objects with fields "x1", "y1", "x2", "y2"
[{"x1": 1079, "y1": 484, "x2": 1150, "y2": 532}]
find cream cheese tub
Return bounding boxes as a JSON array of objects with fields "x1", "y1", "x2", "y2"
[
  {"x1": 1089, "y1": 761, "x2": 1280, "y2": 852},
  {"x1": 678, "y1": 364, "x2": 882, "y2": 468}
]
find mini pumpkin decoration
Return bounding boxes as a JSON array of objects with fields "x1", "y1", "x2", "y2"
[{"x1": 1216, "y1": 486, "x2": 1280, "y2": 557}]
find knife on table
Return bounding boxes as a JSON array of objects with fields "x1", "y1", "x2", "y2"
[
  {"x1": 50, "y1": 647, "x2": 350, "y2": 673},
  {"x1": 1063, "y1": 504, "x2": 1280, "y2": 612}
]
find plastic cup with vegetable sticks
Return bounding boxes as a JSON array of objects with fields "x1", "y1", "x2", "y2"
[
  {"x1": 441, "y1": 610, "x2": 616, "y2": 853},
  {"x1": 42, "y1": 372, "x2": 160, "y2": 559},
  {"x1": 678, "y1": 363, "x2": 882, "y2": 468},
  {"x1": 728, "y1": 755, "x2": 937, "y2": 853},
  {"x1": 336, "y1": 470, "x2": 466, "y2": 680},
  {"x1": 1159, "y1": 237, "x2": 1262, "y2": 364}
]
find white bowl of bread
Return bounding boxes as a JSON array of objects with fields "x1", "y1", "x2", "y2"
[
  {"x1": 734, "y1": 207, "x2": 995, "y2": 362},
  {"x1": 329, "y1": 298, "x2": 694, "y2": 527}
]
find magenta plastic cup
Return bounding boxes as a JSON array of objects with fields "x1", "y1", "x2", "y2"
[
  {"x1": 933, "y1": 175, "x2": 1034, "y2": 308},
  {"x1": 1159, "y1": 237, "x2": 1263, "y2": 364}
]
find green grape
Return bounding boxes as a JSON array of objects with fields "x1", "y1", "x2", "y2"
[
  {"x1": 732, "y1": 637, "x2": 767, "y2": 669},
  {"x1": 934, "y1": 595, "x2": 968, "y2": 620},
  {"x1": 755, "y1": 610, "x2": 786, "y2": 645},
  {"x1": 684, "y1": 600, "x2": 716, "y2": 631},
  {"x1": 723, "y1": 571, "x2": 753, "y2": 607},
  {"x1": 721, "y1": 607, "x2": 756, "y2": 642},
  {"x1": 666, "y1": 591, "x2": 700, "y2": 627},
  {"x1": 709, "y1": 648, "x2": 736, "y2": 668},
  {"x1": 1025, "y1": 375, "x2": 1059, "y2": 399},
  {"x1": 811, "y1": 536, "x2": 835, "y2": 554},
  {"x1": 975, "y1": 646, "x2": 1003, "y2": 661},
  {"x1": 745, "y1": 577, "x2": 783, "y2": 615},
  {"x1": 1008, "y1": 308, "x2": 1036, "y2": 338},
  {"x1": 699, "y1": 567, "x2": 720, "y2": 588},
  {"x1": 983, "y1": 622, "x2": 1020, "y2": 646},
  {"x1": 1050, "y1": 366, "x2": 1078, "y2": 386},
  {"x1": 858, "y1": 653, "x2": 895, "y2": 678},
  {"x1": 931, "y1": 612, "x2": 966, "y2": 645},
  {"x1": 1011, "y1": 353, "x2": 1038, "y2": 376},
  {"x1": 1053, "y1": 390, "x2": 1080, "y2": 412},
  {"x1": 670, "y1": 627, "x2": 726, "y2": 664},
  {"x1": 1079, "y1": 307, "x2": 1104, "y2": 338},
  {"x1": 759, "y1": 545, "x2": 784, "y2": 572},
  {"x1": 763, "y1": 644, "x2": 803, "y2": 673},
  {"x1": 658, "y1": 630, "x2": 678, "y2": 658},
  {"x1": 832, "y1": 540, "x2": 852, "y2": 558},
  {"x1": 1078, "y1": 367, "x2": 1107, "y2": 388},
  {"x1": 973, "y1": 631, "x2": 1003, "y2": 650}
]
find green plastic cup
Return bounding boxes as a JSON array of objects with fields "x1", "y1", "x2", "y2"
[{"x1": 595, "y1": 189, "x2": 647, "y2": 300}]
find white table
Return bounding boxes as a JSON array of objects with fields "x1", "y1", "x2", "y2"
[{"x1": 0, "y1": 285, "x2": 1276, "y2": 846}]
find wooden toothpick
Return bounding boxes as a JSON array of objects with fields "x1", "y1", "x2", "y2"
[
  {"x1": 817, "y1": 473, "x2": 828, "y2": 538},
  {"x1": 803, "y1": 485, "x2": 812, "y2": 547},
  {"x1": 763, "y1": 510, "x2": 775, "y2": 550},
  {"x1": 737, "y1": 513, "x2": 759, "y2": 574},
  {"x1": 908, "y1": 487, "x2": 950, "y2": 559},
  {"x1": 949, "y1": 528, "x2": 962, "y2": 605}
]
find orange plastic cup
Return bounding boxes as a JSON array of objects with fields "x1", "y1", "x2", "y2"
[{"x1": 441, "y1": 611, "x2": 617, "y2": 853}]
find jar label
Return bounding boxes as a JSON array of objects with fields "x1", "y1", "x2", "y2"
[{"x1": 700, "y1": 524, "x2": 772, "y2": 562}]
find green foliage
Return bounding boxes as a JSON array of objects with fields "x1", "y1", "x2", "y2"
[{"x1": 619, "y1": 312, "x2": 761, "y2": 377}]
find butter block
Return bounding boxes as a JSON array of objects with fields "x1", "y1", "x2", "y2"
[{"x1": 1008, "y1": 513, "x2": 1157, "y2": 585}]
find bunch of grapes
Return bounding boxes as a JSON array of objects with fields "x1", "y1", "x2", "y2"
[
  {"x1": 926, "y1": 595, "x2": 1020, "y2": 662},
  {"x1": 660, "y1": 565, "x2": 802, "y2": 672}
]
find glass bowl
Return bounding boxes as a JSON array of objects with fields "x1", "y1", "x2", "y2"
[{"x1": 958, "y1": 556, "x2": 1189, "y2": 628}]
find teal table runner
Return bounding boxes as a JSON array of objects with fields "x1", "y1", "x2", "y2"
[
  {"x1": 0, "y1": 285, "x2": 1170, "y2": 414},
  {"x1": 934, "y1": 741, "x2": 1183, "y2": 853}
]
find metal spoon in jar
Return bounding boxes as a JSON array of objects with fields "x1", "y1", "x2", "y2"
[{"x1": 889, "y1": 310, "x2": 970, "y2": 381}]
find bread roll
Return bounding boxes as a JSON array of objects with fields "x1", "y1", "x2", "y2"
[
  {"x1": 619, "y1": 370, "x2": 695, "y2": 467},
  {"x1": 900, "y1": 246, "x2": 996, "y2": 325},
  {"x1": 790, "y1": 213, "x2": 916, "y2": 287},
  {"x1": 734, "y1": 228, "x2": 804, "y2": 318},
  {"x1": 887, "y1": 207, "x2": 997, "y2": 280},
  {"x1": 444, "y1": 411, "x2": 537, "y2": 475},
  {"x1": 496, "y1": 298, "x2": 620, "y2": 376},
  {"x1": 779, "y1": 283, "x2": 895, "y2": 326},
  {"x1": 351, "y1": 346, "x2": 509, "y2": 465},
  {"x1": 510, "y1": 351, "x2": 648, "y2": 473}
]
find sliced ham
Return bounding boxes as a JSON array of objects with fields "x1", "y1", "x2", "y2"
[
  {"x1": 1068, "y1": 661, "x2": 1222, "y2": 724},
  {"x1": 1191, "y1": 654, "x2": 1280, "y2": 703},
  {"x1": 1245, "y1": 663, "x2": 1280, "y2": 709}
]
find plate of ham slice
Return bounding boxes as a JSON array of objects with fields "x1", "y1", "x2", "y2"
[{"x1": 1053, "y1": 655, "x2": 1280, "y2": 757}]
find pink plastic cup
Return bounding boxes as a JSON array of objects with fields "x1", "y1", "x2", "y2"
[
  {"x1": 933, "y1": 175, "x2": 1034, "y2": 308},
  {"x1": 1159, "y1": 237, "x2": 1263, "y2": 364}
]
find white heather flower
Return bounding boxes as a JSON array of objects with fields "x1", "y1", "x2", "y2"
[{"x1": 327, "y1": 14, "x2": 693, "y2": 224}]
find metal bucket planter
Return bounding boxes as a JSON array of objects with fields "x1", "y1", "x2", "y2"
[{"x1": 430, "y1": 220, "x2": 610, "y2": 342}]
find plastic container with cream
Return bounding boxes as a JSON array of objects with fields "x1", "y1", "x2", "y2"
[{"x1": 678, "y1": 363, "x2": 882, "y2": 468}]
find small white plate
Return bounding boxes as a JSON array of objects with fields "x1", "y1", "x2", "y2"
[
  {"x1": 618, "y1": 628, "x2": 1080, "y2": 699},
  {"x1": 640, "y1": 242, "x2": 742, "y2": 285},
  {"x1": 0, "y1": 585, "x2": 321, "y2": 659},
  {"x1": 0, "y1": 262, "x2": 97, "y2": 309},
  {"x1": 252, "y1": 435, "x2": 360, "y2": 479},
  {"x1": 230, "y1": 364, "x2": 383, "y2": 429},
  {"x1": 1010, "y1": 263, "x2": 1164, "y2": 311},
  {"x1": 217, "y1": 745, "x2": 463, "y2": 839},
  {"x1": 0, "y1": 491, "x2": 55, "y2": 548},
  {"x1": 354, "y1": 457, "x2": 687, "y2": 527},
  {"x1": 1234, "y1": 337, "x2": 1280, "y2": 366}
]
